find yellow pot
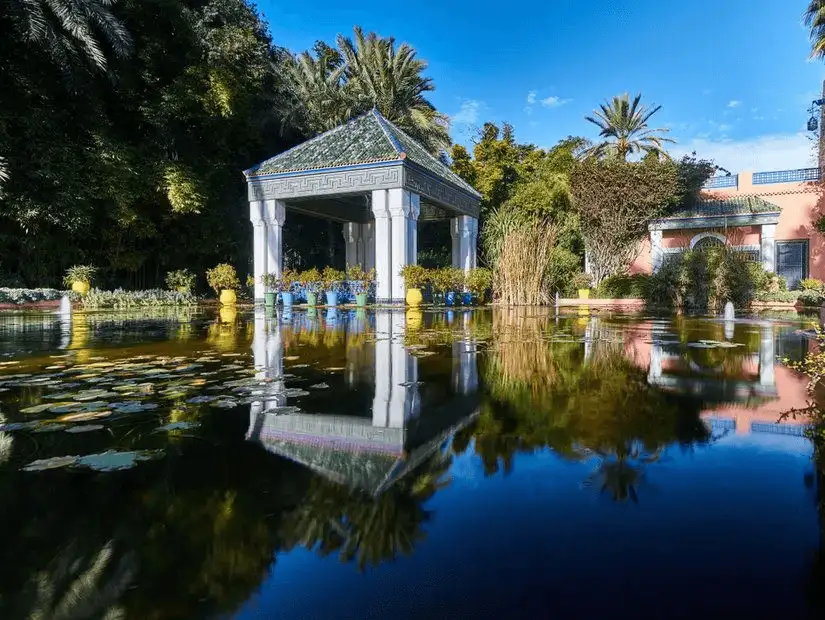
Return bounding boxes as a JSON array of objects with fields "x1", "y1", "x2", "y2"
[
  {"x1": 406, "y1": 288, "x2": 423, "y2": 306},
  {"x1": 577, "y1": 288, "x2": 590, "y2": 300},
  {"x1": 406, "y1": 309, "x2": 423, "y2": 330},
  {"x1": 71, "y1": 281, "x2": 90, "y2": 295},
  {"x1": 219, "y1": 289, "x2": 237, "y2": 305},
  {"x1": 219, "y1": 306, "x2": 237, "y2": 324}
]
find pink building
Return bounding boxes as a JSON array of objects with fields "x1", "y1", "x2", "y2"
[{"x1": 629, "y1": 168, "x2": 825, "y2": 287}]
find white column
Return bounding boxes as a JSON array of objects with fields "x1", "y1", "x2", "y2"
[
  {"x1": 343, "y1": 223, "x2": 362, "y2": 269},
  {"x1": 371, "y1": 190, "x2": 392, "y2": 303},
  {"x1": 264, "y1": 199, "x2": 285, "y2": 283},
  {"x1": 650, "y1": 229, "x2": 663, "y2": 274},
  {"x1": 388, "y1": 311, "x2": 419, "y2": 427},
  {"x1": 363, "y1": 221, "x2": 375, "y2": 271},
  {"x1": 450, "y1": 219, "x2": 461, "y2": 268},
  {"x1": 759, "y1": 324, "x2": 775, "y2": 387},
  {"x1": 761, "y1": 223, "x2": 776, "y2": 273},
  {"x1": 250, "y1": 200, "x2": 267, "y2": 302},
  {"x1": 451, "y1": 215, "x2": 478, "y2": 274},
  {"x1": 372, "y1": 311, "x2": 392, "y2": 427},
  {"x1": 407, "y1": 194, "x2": 420, "y2": 265},
  {"x1": 388, "y1": 188, "x2": 418, "y2": 303}
]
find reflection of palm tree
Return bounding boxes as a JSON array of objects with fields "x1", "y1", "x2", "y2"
[
  {"x1": 283, "y1": 452, "x2": 451, "y2": 571},
  {"x1": 580, "y1": 441, "x2": 661, "y2": 504},
  {"x1": 15, "y1": 540, "x2": 135, "y2": 620}
]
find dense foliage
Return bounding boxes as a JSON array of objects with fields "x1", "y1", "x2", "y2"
[
  {"x1": 645, "y1": 247, "x2": 767, "y2": 310},
  {"x1": 584, "y1": 93, "x2": 673, "y2": 160}
]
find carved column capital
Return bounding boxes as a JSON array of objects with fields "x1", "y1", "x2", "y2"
[{"x1": 264, "y1": 199, "x2": 286, "y2": 226}]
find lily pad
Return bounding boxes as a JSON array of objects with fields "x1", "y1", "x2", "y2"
[
  {"x1": 186, "y1": 395, "x2": 216, "y2": 404},
  {"x1": 75, "y1": 450, "x2": 163, "y2": 471},
  {"x1": 309, "y1": 383, "x2": 329, "y2": 389},
  {"x1": 22, "y1": 456, "x2": 78, "y2": 471},
  {"x1": 19, "y1": 403, "x2": 54, "y2": 415},
  {"x1": 212, "y1": 399, "x2": 240, "y2": 409},
  {"x1": 65, "y1": 424, "x2": 105, "y2": 433},
  {"x1": 155, "y1": 421, "x2": 199, "y2": 432},
  {"x1": 58, "y1": 410, "x2": 112, "y2": 422}
]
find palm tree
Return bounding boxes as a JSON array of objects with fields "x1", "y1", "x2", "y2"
[
  {"x1": 279, "y1": 27, "x2": 451, "y2": 155},
  {"x1": 806, "y1": 1, "x2": 825, "y2": 59},
  {"x1": 337, "y1": 27, "x2": 451, "y2": 154},
  {"x1": 9, "y1": 0, "x2": 132, "y2": 72},
  {"x1": 585, "y1": 93, "x2": 674, "y2": 160}
]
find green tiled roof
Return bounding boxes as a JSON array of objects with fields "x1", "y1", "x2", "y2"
[
  {"x1": 669, "y1": 195, "x2": 781, "y2": 219},
  {"x1": 245, "y1": 109, "x2": 481, "y2": 198}
]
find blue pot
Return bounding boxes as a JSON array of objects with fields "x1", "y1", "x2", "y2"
[
  {"x1": 325, "y1": 291, "x2": 338, "y2": 307},
  {"x1": 462, "y1": 292, "x2": 473, "y2": 305},
  {"x1": 445, "y1": 291, "x2": 456, "y2": 306},
  {"x1": 281, "y1": 292, "x2": 294, "y2": 307}
]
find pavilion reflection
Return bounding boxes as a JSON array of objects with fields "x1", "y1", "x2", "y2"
[{"x1": 246, "y1": 309, "x2": 480, "y2": 496}]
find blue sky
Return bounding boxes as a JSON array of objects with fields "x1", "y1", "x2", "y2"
[{"x1": 258, "y1": 0, "x2": 824, "y2": 172}]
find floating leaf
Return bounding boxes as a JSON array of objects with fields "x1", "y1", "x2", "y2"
[
  {"x1": 155, "y1": 421, "x2": 199, "y2": 432},
  {"x1": 309, "y1": 383, "x2": 329, "y2": 389},
  {"x1": 75, "y1": 450, "x2": 163, "y2": 471},
  {"x1": 20, "y1": 404, "x2": 54, "y2": 415},
  {"x1": 22, "y1": 456, "x2": 78, "y2": 471},
  {"x1": 58, "y1": 410, "x2": 112, "y2": 422},
  {"x1": 65, "y1": 424, "x2": 105, "y2": 433}
]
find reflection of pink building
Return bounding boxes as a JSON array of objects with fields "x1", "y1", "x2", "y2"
[
  {"x1": 615, "y1": 318, "x2": 811, "y2": 436},
  {"x1": 628, "y1": 168, "x2": 824, "y2": 288}
]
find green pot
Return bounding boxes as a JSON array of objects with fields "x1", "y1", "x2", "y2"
[
  {"x1": 355, "y1": 292, "x2": 368, "y2": 307},
  {"x1": 306, "y1": 292, "x2": 317, "y2": 307},
  {"x1": 264, "y1": 292, "x2": 276, "y2": 307}
]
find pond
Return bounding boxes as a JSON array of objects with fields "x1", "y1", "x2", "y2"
[{"x1": 0, "y1": 306, "x2": 822, "y2": 619}]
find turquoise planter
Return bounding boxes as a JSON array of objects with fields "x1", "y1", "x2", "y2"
[
  {"x1": 355, "y1": 292, "x2": 367, "y2": 307},
  {"x1": 325, "y1": 291, "x2": 338, "y2": 307},
  {"x1": 281, "y1": 292, "x2": 294, "y2": 307},
  {"x1": 306, "y1": 292, "x2": 317, "y2": 307},
  {"x1": 264, "y1": 292, "x2": 276, "y2": 307}
]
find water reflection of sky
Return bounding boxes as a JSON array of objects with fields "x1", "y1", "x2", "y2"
[{"x1": 0, "y1": 308, "x2": 822, "y2": 618}]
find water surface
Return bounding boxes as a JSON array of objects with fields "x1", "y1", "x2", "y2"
[{"x1": 0, "y1": 307, "x2": 821, "y2": 619}]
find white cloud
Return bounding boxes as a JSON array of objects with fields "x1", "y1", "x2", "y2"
[
  {"x1": 452, "y1": 99, "x2": 482, "y2": 125},
  {"x1": 541, "y1": 96, "x2": 572, "y2": 108},
  {"x1": 671, "y1": 132, "x2": 817, "y2": 172},
  {"x1": 526, "y1": 91, "x2": 537, "y2": 105},
  {"x1": 727, "y1": 100, "x2": 742, "y2": 108}
]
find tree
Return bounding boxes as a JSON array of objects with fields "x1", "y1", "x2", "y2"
[
  {"x1": 806, "y1": 1, "x2": 825, "y2": 59},
  {"x1": 570, "y1": 158, "x2": 680, "y2": 285},
  {"x1": 279, "y1": 26, "x2": 450, "y2": 154},
  {"x1": 5, "y1": 0, "x2": 132, "y2": 73},
  {"x1": 585, "y1": 93, "x2": 673, "y2": 160}
]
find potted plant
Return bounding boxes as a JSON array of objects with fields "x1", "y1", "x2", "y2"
[
  {"x1": 321, "y1": 266, "x2": 345, "y2": 307},
  {"x1": 444, "y1": 267, "x2": 465, "y2": 307},
  {"x1": 347, "y1": 264, "x2": 375, "y2": 307},
  {"x1": 279, "y1": 268, "x2": 297, "y2": 307},
  {"x1": 573, "y1": 272, "x2": 592, "y2": 300},
  {"x1": 206, "y1": 263, "x2": 240, "y2": 305},
  {"x1": 64, "y1": 265, "x2": 97, "y2": 295},
  {"x1": 300, "y1": 267, "x2": 322, "y2": 306},
  {"x1": 165, "y1": 268, "x2": 196, "y2": 294},
  {"x1": 400, "y1": 264, "x2": 428, "y2": 306},
  {"x1": 466, "y1": 267, "x2": 493, "y2": 305},
  {"x1": 260, "y1": 273, "x2": 279, "y2": 307}
]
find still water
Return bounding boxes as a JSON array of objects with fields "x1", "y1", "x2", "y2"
[{"x1": 0, "y1": 306, "x2": 822, "y2": 619}]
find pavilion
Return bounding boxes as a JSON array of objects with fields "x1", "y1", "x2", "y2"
[{"x1": 243, "y1": 110, "x2": 482, "y2": 303}]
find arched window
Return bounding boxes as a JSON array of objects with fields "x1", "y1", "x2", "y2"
[
  {"x1": 690, "y1": 232, "x2": 726, "y2": 250},
  {"x1": 694, "y1": 236, "x2": 724, "y2": 251}
]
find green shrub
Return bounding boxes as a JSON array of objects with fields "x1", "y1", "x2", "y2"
[
  {"x1": 205, "y1": 263, "x2": 240, "y2": 294},
  {"x1": 165, "y1": 268, "x2": 196, "y2": 293},
  {"x1": 0, "y1": 288, "x2": 63, "y2": 305},
  {"x1": 400, "y1": 264, "x2": 429, "y2": 289},
  {"x1": 753, "y1": 290, "x2": 801, "y2": 303},
  {"x1": 81, "y1": 288, "x2": 197, "y2": 309},
  {"x1": 545, "y1": 246, "x2": 581, "y2": 297},
  {"x1": 466, "y1": 267, "x2": 493, "y2": 298},
  {"x1": 571, "y1": 272, "x2": 592, "y2": 290},
  {"x1": 798, "y1": 289, "x2": 825, "y2": 307},
  {"x1": 594, "y1": 273, "x2": 651, "y2": 299},
  {"x1": 801, "y1": 278, "x2": 824, "y2": 292},
  {"x1": 646, "y1": 247, "x2": 761, "y2": 310}
]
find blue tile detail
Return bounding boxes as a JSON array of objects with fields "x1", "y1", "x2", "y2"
[
  {"x1": 703, "y1": 175, "x2": 738, "y2": 189},
  {"x1": 752, "y1": 168, "x2": 820, "y2": 185}
]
